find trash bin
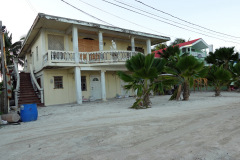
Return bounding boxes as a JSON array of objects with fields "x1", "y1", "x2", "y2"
[{"x1": 20, "y1": 103, "x2": 38, "y2": 122}]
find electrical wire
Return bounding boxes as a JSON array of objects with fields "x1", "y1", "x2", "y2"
[
  {"x1": 61, "y1": 0, "x2": 115, "y2": 26},
  {"x1": 134, "y1": 0, "x2": 240, "y2": 39},
  {"x1": 102, "y1": 0, "x2": 240, "y2": 44},
  {"x1": 77, "y1": 0, "x2": 174, "y2": 38},
  {"x1": 113, "y1": 0, "x2": 234, "y2": 40}
]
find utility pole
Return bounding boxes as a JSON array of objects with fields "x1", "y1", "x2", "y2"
[{"x1": 0, "y1": 21, "x2": 8, "y2": 114}]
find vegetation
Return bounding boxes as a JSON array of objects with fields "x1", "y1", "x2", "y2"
[
  {"x1": 157, "y1": 45, "x2": 206, "y2": 101},
  {"x1": 117, "y1": 53, "x2": 166, "y2": 109},
  {"x1": 120, "y1": 43, "x2": 239, "y2": 108},
  {"x1": 0, "y1": 30, "x2": 25, "y2": 67},
  {"x1": 153, "y1": 43, "x2": 168, "y2": 51},
  {"x1": 205, "y1": 47, "x2": 239, "y2": 69},
  {"x1": 230, "y1": 62, "x2": 240, "y2": 90},
  {"x1": 157, "y1": 45, "x2": 181, "y2": 59},
  {"x1": 167, "y1": 55, "x2": 207, "y2": 100},
  {"x1": 207, "y1": 65, "x2": 232, "y2": 96},
  {"x1": 170, "y1": 38, "x2": 186, "y2": 46},
  {"x1": 205, "y1": 47, "x2": 239, "y2": 91}
]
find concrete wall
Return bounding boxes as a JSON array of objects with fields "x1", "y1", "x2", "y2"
[
  {"x1": 42, "y1": 68, "x2": 134, "y2": 106},
  {"x1": 31, "y1": 36, "x2": 41, "y2": 71}
]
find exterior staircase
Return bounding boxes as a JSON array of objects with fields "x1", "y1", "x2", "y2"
[{"x1": 18, "y1": 73, "x2": 44, "y2": 107}]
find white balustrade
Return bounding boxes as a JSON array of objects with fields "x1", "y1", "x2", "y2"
[
  {"x1": 50, "y1": 50, "x2": 75, "y2": 62},
  {"x1": 30, "y1": 64, "x2": 44, "y2": 103},
  {"x1": 191, "y1": 51, "x2": 206, "y2": 58},
  {"x1": 43, "y1": 50, "x2": 140, "y2": 64}
]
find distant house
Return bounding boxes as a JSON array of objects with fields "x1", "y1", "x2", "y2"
[
  {"x1": 154, "y1": 38, "x2": 211, "y2": 63},
  {"x1": 17, "y1": 13, "x2": 170, "y2": 106}
]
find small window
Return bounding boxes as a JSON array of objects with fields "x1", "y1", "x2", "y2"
[
  {"x1": 81, "y1": 76, "x2": 87, "y2": 91},
  {"x1": 54, "y1": 76, "x2": 63, "y2": 89},
  {"x1": 182, "y1": 48, "x2": 186, "y2": 53},
  {"x1": 93, "y1": 78, "x2": 99, "y2": 81},
  {"x1": 36, "y1": 46, "x2": 38, "y2": 61}
]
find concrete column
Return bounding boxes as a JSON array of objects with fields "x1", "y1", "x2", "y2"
[
  {"x1": 146, "y1": 39, "x2": 151, "y2": 54},
  {"x1": 101, "y1": 70, "x2": 107, "y2": 101},
  {"x1": 190, "y1": 47, "x2": 192, "y2": 55},
  {"x1": 209, "y1": 44, "x2": 213, "y2": 52},
  {"x1": 72, "y1": 25, "x2": 79, "y2": 63},
  {"x1": 75, "y1": 67, "x2": 82, "y2": 104},
  {"x1": 64, "y1": 35, "x2": 69, "y2": 51},
  {"x1": 98, "y1": 31, "x2": 103, "y2": 51},
  {"x1": 41, "y1": 29, "x2": 46, "y2": 54},
  {"x1": 72, "y1": 26, "x2": 82, "y2": 104},
  {"x1": 131, "y1": 37, "x2": 135, "y2": 52}
]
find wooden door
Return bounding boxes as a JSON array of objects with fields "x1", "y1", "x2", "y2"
[{"x1": 78, "y1": 39, "x2": 99, "y2": 61}]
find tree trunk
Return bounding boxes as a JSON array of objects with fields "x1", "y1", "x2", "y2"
[
  {"x1": 183, "y1": 81, "x2": 190, "y2": 101},
  {"x1": 143, "y1": 79, "x2": 150, "y2": 108},
  {"x1": 215, "y1": 87, "x2": 221, "y2": 96},
  {"x1": 169, "y1": 84, "x2": 182, "y2": 101},
  {"x1": 176, "y1": 84, "x2": 182, "y2": 100}
]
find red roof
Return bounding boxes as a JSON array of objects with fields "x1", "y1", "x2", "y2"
[{"x1": 154, "y1": 38, "x2": 201, "y2": 58}]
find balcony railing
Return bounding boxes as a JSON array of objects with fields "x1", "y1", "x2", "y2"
[
  {"x1": 43, "y1": 50, "x2": 140, "y2": 65},
  {"x1": 191, "y1": 51, "x2": 207, "y2": 58}
]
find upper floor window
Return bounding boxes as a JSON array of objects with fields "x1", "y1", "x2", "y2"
[{"x1": 48, "y1": 34, "x2": 64, "y2": 50}]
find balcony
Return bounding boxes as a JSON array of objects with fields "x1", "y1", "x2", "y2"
[
  {"x1": 191, "y1": 51, "x2": 207, "y2": 58},
  {"x1": 43, "y1": 50, "x2": 140, "y2": 66}
]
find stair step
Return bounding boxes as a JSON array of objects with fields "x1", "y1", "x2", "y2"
[
  {"x1": 19, "y1": 100, "x2": 41, "y2": 104},
  {"x1": 19, "y1": 97, "x2": 40, "y2": 100},
  {"x1": 18, "y1": 72, "x2": 44, "y2": 107}
]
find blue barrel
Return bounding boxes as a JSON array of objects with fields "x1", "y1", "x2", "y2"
[{"x1": 20, "y1": 103, "x2": 38, "y2": 122}]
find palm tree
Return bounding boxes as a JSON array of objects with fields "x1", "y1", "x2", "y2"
[
  {"x1": 176, "y1": 56, "x2": 206, "y2": 100},
  {"x1": 153, "y1": 43, "x2": 167, "y2": 51},
  {"x1": 230, "y1": 62, "x2": 240, "y2": 91},
  {"x1": 207, "y1": 65, "x2": 232, "y2": 96},
  {"x1": 170, "y1": 38, "x2": 186, "y2": 46},
  {"x1": 117, "y1": 53, "x2": 166, "y2": 109},
  {"x1": 159, "y1": 46, "x2": 206, "y2": 101},
  {"x1": 2, "y1": 31, "x2": 25, "y2": 66},
  {"x1": 205, "y1": 47, "x2": 239, "y2": 69},
  {"x1": 157, "y1": 45, "x2": 181, "y2": 60}
]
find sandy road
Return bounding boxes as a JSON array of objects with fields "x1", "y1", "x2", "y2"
[{"x1": 0, "y1": 92, "x2": 240, "y2": 160}]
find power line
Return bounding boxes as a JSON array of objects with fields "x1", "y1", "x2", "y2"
[
  {"x1": 77, "y1": 0, "x2": 174, "y2": 38},
  {"x1": 61, "y1": 0, "x2": 115, "y2": 26},
  {"x1": 102, "y1": 0, "x2": 240, "y2": 44},
  {"x1": 134, "y1": 0, "x2": 240, "y2": 39},
  {"x1": 114, "y1": 0, "x2": 238, "y2": 41}
]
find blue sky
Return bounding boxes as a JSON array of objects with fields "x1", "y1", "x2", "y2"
[{"x1": 1, "y1": 0, "x2": 240, "y2": 52}]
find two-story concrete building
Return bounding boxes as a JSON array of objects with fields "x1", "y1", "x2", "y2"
[
  {"x1": 154, "y1": 38, "x2": 211, "y2": 64},
  {"x1": 17, "y1": 13, "x2": 170, "y2": 106}
]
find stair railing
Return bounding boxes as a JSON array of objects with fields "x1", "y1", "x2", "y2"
[
  {"x1": 29, "y1": 64, "x2": 44, "y2": 103},
  {"x1": 13, "y1": 61, "x2": 20, "y2": 106}
]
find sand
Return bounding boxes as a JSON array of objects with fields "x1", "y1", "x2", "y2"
[{"x1": 1, "y1": 91, "x2": 240, "y2": 160}]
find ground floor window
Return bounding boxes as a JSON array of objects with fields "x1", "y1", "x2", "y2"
[
  {"x1": 81, "y1": 76, "x2": 87, "y2": 91},
  {"x1": 54, "y1": 76, "x2": 63, "y2": 89}
]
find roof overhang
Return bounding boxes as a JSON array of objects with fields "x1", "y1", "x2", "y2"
[
  {"x1": 180, "y1": 38, "x2": 209, "y2": 50},
  {"x1": 19, "y1": 13, "x2": 170, "y2": 57}
]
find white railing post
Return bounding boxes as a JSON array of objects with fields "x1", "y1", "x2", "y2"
[
  {"x1": 30, "y1": 64, "x2": 44, "y2": 104},
  {"x1": 48, "y1": 50, "x2": 51, "y2": 64},
  {"x1": 40, "y1": 89, "x2": 44, "y2": 103}
]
